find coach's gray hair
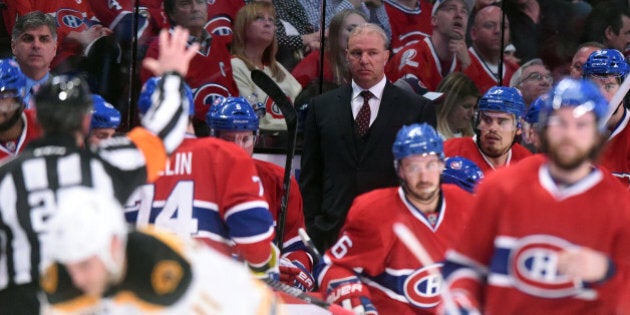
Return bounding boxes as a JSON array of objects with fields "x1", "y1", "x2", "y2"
[
  {"x1": 12, "y1": 11, "x2": 57, "y2": 42},
  {"x1": 348, "y1": 23, "x2": 390, "y2": 50}
]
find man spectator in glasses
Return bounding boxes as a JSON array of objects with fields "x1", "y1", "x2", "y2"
[{"x1": 509, "y1": 58, "x2": 553, "y2": 107}]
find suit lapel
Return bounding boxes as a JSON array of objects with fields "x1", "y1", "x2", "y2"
[{"x1": 335, "y1": 85, "x2": 359, "y2": 160}]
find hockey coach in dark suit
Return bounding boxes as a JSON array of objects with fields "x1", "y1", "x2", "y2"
[{"x1": 300, "y1": 23, "x2": 436, "y2": 252}]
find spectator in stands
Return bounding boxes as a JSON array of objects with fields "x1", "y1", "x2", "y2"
[
  {"x1": 582, "y1": 1, "x2": 630, "y2": 55},
  {"x1": 292, "y1": 9, "x2": 367, "y2": 88},
  {"x1": 384, "y1": 0, "x2": 434, "y2": 53},
  {"x1": 436, "y1": 72, "x2": 480, "y2": 139},
  {"x1": 231, "y1": 2, "x2": 302, "y2": 132},
  {"x1": 142, "y1": 0, "x2": 239, "y2": 136},
  {"x1": 299, "y1": 0, "x2": 391, "y2": 39},
  {"x1": 272, "y1": 0, "x2": 321, "y2": 71},
  {"x1": 386, "y1": 0, "x2": 473, "y2": 91},
  {"x1": 503, "y1": 0, "x2": 583, "y2": 63},
  {"x1": 465, "y1": 5, "x2": 519, "y2": 93},
  {"x1": 510, "y1": 58, "x2": 553, "y2": 107}
]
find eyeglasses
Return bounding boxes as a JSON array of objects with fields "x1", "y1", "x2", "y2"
[{"x1": 521, "y1": 72, "x2": 553, "y2": 84}]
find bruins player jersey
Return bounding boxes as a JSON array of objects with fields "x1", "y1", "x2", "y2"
[{"x1": 42, "y1": 229, "x2": 284, "y2": 314}]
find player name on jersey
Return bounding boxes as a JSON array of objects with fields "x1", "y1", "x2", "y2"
[{"x1": 159, "y1": 152, "x2": 193, "y2": 176}]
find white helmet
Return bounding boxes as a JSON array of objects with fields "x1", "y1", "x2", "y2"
[{"x1": 48, "y1": 187, "x2": 127, "y2": 273}]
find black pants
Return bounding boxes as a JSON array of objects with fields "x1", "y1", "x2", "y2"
[{"x1": 0, "y1": 283, "x2": 40, "y2": 315}]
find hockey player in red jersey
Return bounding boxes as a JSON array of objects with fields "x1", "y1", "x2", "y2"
[
  {"x1": 582, "y1": 48, "x2": 630, "y2": 187},
  {"x1": 444, "y1": 86, "x2": 531, "y2": 174},
  {"x1": 125, "y1": 80, "x2": 279, "y2": 281},
  {"x1": 441, "y1": 78, "x2": 630, "y2": 314},
  {"x1": 0, "y1": 59, "x2": 40, "y2": 161},
  {"x1": 207, "y1": 97, "x2": 315, "y2": 292},
  {"x1": 317, "y1": 123, "x2": 475, "y2": 314}
]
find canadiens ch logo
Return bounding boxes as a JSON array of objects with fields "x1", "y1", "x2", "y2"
[
  {"x1": 509, "y1": 235, "x2": 579, "y2": 298},
  {"x1": 56, "y1": 9, "x2": 86, "y2": 30},
  {"x1": 265, "y1": 96, "x2": 285, "y2": 119},
  {"x1": 403, "y1": 264, "x2": 442, "y2": 308},
  {"x1": 193, "y1": 83, "x2": 231, "y2": 118}
]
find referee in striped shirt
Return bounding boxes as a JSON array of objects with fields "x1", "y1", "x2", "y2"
[{"x1": 0, "y1": 27, "x2": 198, "y2": 314}]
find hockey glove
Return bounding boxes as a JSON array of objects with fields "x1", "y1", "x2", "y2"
[
  {"x1": 248, "y1": 244, "x2": 280, "y2": 281},
  {"x1": 279, "y1": 258, "x2": 316, "y2": 292},
  {"x1": 141, "y1": 73, "x2": 189, "y2": 154},
  {"x1": 326, "y1": 277, "x2": 377, "y2": 315}
]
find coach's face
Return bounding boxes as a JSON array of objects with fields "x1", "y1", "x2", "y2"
[{"x1": 346, "y1": 31, "x2": 389, "y2": 89}]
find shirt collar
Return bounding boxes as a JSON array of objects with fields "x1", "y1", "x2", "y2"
[{"x1": 351, "y1": 76, "x2": 387, "y2": 101}]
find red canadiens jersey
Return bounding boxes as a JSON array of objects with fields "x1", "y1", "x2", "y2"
[
  {"x1": 599, "y1": 110, "x2": 630, "y2": 187},
  {"x1": 318, "y1": 185, "x2": 474, "y2": 314},
  {"x1": 124, "y1": 136, "x2": 275, "y2": 266},
  {"x1": 463, "y1": 47, "x2": 519, "y2": 94},
  {"x1": 32, "y1": 3, "x2": 101, "y2": 69},
  {"x1": 0, "y1": 110, "x2": 41, "y2": 162},
  {"x1": 205, "y1": 0, "x2": 246, "y2": 42},
  {"x1": 1, "y1": 0, "x2": 31, "y2": 34},
  {"x1": 386, "y1": 37, "x2": 462, "y2": 91},
  {"x1": 444, "y1": 137, "x2": 532, "y2": 175},
  {"x1": 90, "y1": 0, "x2": 167, "y2": 46},
  {"x1": 442, "y1": 156, "x2": 630, "y2": 314},
  {"x1": 384, "y1": 0, "x2": 433, "y2": 54},
  {"x1": 141, "y1": 32, "x2": 239, "y2": 122},
  {"x1": 291, "y1": 50, "x2": 334, "y2": 88},
  {"x1": 254, "y1": 159, "x2": 311, "y2": 269}
]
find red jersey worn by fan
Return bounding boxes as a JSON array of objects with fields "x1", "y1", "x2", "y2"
[
  {"x1": 205, "y1": 0, "x2": 245, "y2": 42},
  {"x1": 141, "y1": 30, "x2": 239, "y2": 122},
  {"x1": 317, "y1": 185, "x2": 474, "y2": 314},
  {"x1": 384, "y1": 0, "x2": 433, "y2": 54},
  {"x1": 124, "y1": 136, "x2": 275, "y2": 267},
  {"x1": 464, "y1": 47, "x2": 518, "y2": 94},
  {"x1": 386, "y1": 37, "x2": 462, "y2": 91},
  {"x1": 291, "y1": 50, "x2": 334, "y2": 88},
  {"x1": 600, "y1": 108, "x2": 630, "y2": 187},
  {"x1": 0, "y1": 110, "x2": 41, "y2": 162},
  {"x1": 442, "y1": 155, "x2": 630, "y2": 314},
  {"x1": 90, "y1": 0, "x2": 168, "y2": 45},
  {"x1": 254, "y1": 159, "x2": 312, "y2": 270},
  {"x1": 444, "y1": 136, "x2": 531, "y2": 175}
]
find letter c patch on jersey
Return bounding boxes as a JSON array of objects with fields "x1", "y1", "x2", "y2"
[
  {"x1": 152, "y1": 260, "x2": 184, "y2": 295},
  {"x1": 510, "y1": 235, "x2": 580, "y2": 298},
  {"x1": 403, "y1": 264, "x2": 442, "y2": 308}
]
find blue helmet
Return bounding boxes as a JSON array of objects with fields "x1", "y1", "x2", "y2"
[
  {"x1": 91, "y1": 95, "x2": 121, "y2": 129},
  {"x1": 525, "y1": 94, "x2": 546, "y2": 124},
  {"x1": 138, "y1": 76, "x2": 194, "y2": 116},
  {"x1": 392, "y1": 123, "x2": 444, "y2": 162},
  {"x1": 477, "y1": 86, "x2": 525, "y2": 121},
  {"x1": 442, "y1": 156, "x2": 484, "y2": 193},
  {"x1": 0, "y1": 59, "x2": 27, "y2": 102},
  {"x1": 539, "y1": 78, "x2": 609, "y2": 133},
  {"x1": 206, "y1": 96, "x2": 259, "y2": 134},
  {"x1": 582, "y1": 49, "x2": 629, "y2": 80}
]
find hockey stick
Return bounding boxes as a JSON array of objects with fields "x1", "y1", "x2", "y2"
[
  {"x1": 392, "y1": 222, "x2": 462, "y2": 315},
  {"x1": 604, "y1": 73, "x2": 630, "y2": 124},
  {"x1": 251, "y1": 70, "x2": 298, "y2": 253},
  {"x1": 264, "y1": 278, "x2": 330, "y2": 308},
  {"x1": 298, "y1": 228, "x2": 323, "y2": 265}
]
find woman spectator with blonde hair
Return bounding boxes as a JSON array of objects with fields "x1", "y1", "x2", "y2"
[
  {"x1": 436, "y1": 72, "x2": 480, "y2": 139},
  {"x1": 231, "y1": 1, "x2": 302, "y2": 132}
]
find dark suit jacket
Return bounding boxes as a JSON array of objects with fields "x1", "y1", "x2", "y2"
[{"x1": 299, "y1": 81, "x2": 436, "y2": 251}]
